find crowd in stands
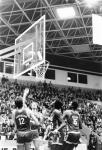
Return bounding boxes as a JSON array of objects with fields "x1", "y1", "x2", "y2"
[{"x1": 0, "y1": 75, "x2": 102, "y2": 150}]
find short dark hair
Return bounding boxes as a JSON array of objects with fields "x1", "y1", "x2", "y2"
[
  {"x1": 15, "y1": 97, "x2": 23, "y2": 109},
  {"x1": 43, "y1": 102, "x2": 49, "y2": 109},
  {"x1": 54, "y1": 100, "x2": 63, "y2": 110},
  {"x1": 71, "y1": 101, "x2": 78, "y2": 110}
]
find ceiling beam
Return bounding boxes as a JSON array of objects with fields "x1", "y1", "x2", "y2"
[
  {"x1": 0, "y1": 1, "x2": 101, "y2": 16},
  {"x1": 46, "y1": 45, "x2": 102, "y2": 53},
  {"x1": 0, "y1": 39, "x2": 11, "y2": 46},
  {"x1": 79, "y1": 55, "x2": 102, "y2": 58},
  {"x1": 0, "y1": 33, "x2": 92, "y2": 39},
  {"x1": 0, "y1": 22, "x2": 92, "y2": 31},
  {"x1": 0, "y1": 15, "x2": 18, "y2": 36},
  {"x1": 42, "y1": 0, "x2": 75, "y2": 52},
  {"x1": 46, "y1": 35, "x2": 92, "y2": 41},
  {"x1": 1, "y1": 12, "x2": 95, "y2": 22},
  {"x1": 75, "y1": 1, "x2": 92, "y2": 45},
  {"x1": 14, "y1": 0, "x2": 32, "y2": 24},
  {"x1": 0, "y1": 39, "x2": 31, "y2": 55}
]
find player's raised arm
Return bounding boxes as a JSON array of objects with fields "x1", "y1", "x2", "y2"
[{"x1": 23, "y1": 88, "x2": 29, "y2": 107}]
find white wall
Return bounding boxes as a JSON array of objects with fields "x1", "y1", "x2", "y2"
[
  {"x1": 55, "y1": 69, "x2": 102, "y2": 89},
  {"x1": 88, "y1": 74, "x2": 102, "y2": 89},
  {"x1": 0, "y1": 69, "x2": 102, "y2": 90}
]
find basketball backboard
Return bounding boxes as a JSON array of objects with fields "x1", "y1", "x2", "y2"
[{"x1": 14, "y1": 15, "x2": 45, "y2": 78}]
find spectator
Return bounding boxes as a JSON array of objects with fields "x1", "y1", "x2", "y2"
[{"x1": 1, "y1": 75, "x2": 6, "y2": 84}]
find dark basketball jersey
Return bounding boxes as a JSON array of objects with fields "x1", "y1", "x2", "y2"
[
  {"x1": 64, "y1": 110, "x2": 82, "y2": 131},
  {"x1": 15, "y1": 109, "x2": 30, "y2": 131}
]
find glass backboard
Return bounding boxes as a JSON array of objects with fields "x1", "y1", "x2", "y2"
[{"x1": 14, "y1": 15, "x2": 45, "y2": 78}]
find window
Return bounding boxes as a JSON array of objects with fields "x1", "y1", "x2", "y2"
[
  {"x1": 5, "y1": 62, "x2": 14, "y2": 74},
  {"x1": 78, "y1": 74, "x2": 87, "y2": 84},
  {"x1": 5, "y1": 65, "x2": 13, "y2": 74},
  {"x1": 0, "y1": 62, "x2": 4, "y2": 72},
  {"x1": 67, "y1": 72, "x2": 77, "y2": 83},
  {"x1": 45, "y1": 69, "x2": 55, "y2": 80},
  {"x1": 23, "y1": 70, "x2": 36, "y2": 76}
]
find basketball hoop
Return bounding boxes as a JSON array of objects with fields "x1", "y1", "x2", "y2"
[{"x1": 34, "y1": 60, "x2": 49, "y2": 81}]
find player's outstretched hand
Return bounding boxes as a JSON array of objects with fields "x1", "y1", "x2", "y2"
[{"x1": 24, "y1": 88, "x2": 29, "y2": 96}]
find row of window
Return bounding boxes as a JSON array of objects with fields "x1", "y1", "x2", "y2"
[
  {"x1": 67, "y1": 72, "x2": 87, "y2": 84},
  {"x1": 0, "y1": 61, "x2": 87, "y2": 84},
  {"x1": 0, "y1": 62, "x2": 14, "y2": 74}
]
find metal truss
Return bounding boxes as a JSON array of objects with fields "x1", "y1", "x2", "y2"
[{"x1": 0, "y1": 0, "x2": 102, "y2": 62}]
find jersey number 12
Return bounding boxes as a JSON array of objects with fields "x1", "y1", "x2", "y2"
[{"x1": 18, "y1": 118, "x2": 25, "y2": 125}]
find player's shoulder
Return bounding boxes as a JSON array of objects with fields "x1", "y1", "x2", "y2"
[
  {"x1": 71, "y1": 110, "x2": 80, "y2": 118},
  {"x1": 53, "y1": 109, "x2": 60, "y2": 114},
  {"x1": 64, "y1": 109, "x2": 72, "y2": 114},
  {"x1": 73, "y1": 110, "x2": 80, "y2": 115}
]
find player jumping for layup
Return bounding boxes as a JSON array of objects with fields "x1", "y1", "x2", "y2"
[{"x1": 31, "y1": 101, "x2": 44, "y2": 150}]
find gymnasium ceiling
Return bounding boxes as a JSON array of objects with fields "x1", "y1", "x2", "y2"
[{"x1": 0, "y1": 0, "x2": 102, "y2": 63}]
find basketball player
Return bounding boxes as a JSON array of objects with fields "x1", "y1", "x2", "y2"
[
  {"x1": 54, "y1": 101, "x2": 82, "y2": 150},
  {"x1": 44, "y1": 100, "x2": 64, "y2": 150},
  {"x1": 31, "y1": 101, "x2": 43, "y2": 150},
  {"x1": 12, "y1": 90, "x2": 39, "y2": 150},
  {"x1": 51, "y1": 100, "x2": 63, "y2": 130}
]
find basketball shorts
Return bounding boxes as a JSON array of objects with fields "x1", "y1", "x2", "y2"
[
  {"x1": 66, "y1": 131, "x2": 80, "y2": 144},
  {"x1": 30, "y1": 121, "x2": 39, "y2": 139},
  {"x1": 51, "y1": 143, "x2": 63, "y2": 150},
  {"x1": 17, "y1": 130, "x2": 33, "y2": 144}
]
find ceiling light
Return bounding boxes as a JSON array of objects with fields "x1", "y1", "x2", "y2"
[{"x1": 56, "y1": 6, "x2": 76, "y2": 20}]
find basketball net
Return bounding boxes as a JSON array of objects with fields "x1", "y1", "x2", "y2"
[{"x1": 34, "y1": 60, "x2": 49, "y2": 81}]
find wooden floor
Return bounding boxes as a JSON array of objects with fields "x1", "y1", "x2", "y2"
[{"x1": 0, "y1": 140, "x2": 87, "y2": 150}]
